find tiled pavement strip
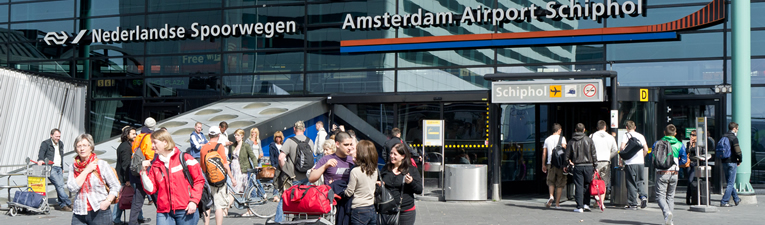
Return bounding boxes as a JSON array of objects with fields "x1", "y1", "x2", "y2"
[{"x1": 1, "y1": 194, "x2": 762, "y2": 224}]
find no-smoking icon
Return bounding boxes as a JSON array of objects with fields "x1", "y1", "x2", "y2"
[{"x1": 583, "y1": 84, "x2": 597, "y2": 97}]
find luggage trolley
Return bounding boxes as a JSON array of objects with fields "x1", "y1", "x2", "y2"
[
  {"x1": 5, "y1": 158, "x2": 52, "y2": 216},
  {"x1": 268, "y1": 186, "x2": 338, "y2": 225}
]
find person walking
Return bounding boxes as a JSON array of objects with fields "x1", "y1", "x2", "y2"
[
  {"x1": 314, "y1": 121, "x2": 328, "y2": 158},
  {"x1": 67, "y1": 134, "x2": 122, "y2": 225},
  {"x1": 140, "y1": 129, "x2": 205, "y2": 225},
  {"x1": 269, "y1": 131, "x2": 285, "y2": 203},
  {"x1": 590, "y1": 120, "x2": 618, "y2": 210},
  {"x1": 189, "y1": 122, "x2": 208, "y2": 161},
  {"x1": 129, "y1": 117, "x2": 157, "y2": 225},
  {"x1": 542, "y1": 123, "x2": 567, "y2": 209},
  {"x1": 565, "y1": 123, "x2": 597, "y2": 213},
  {"x1": 114, "y1": 126, "x2": 144, "y2": 225},
  {"x1": 653, "y1": 124, "x2": 686, "y2": 225},
  {"x1": 274, "y1": 121, "x2": 315, "y2": 223},
  {"x1": 720, "y1": 122, "x2": 743, "y2": 207},
  {"x1": 621, "y1": 121, "x2": 649, "y2": 210},
  {"x1": 37, "y1": 128, "x2": 73, "y2": 212},
  {"x1": 381, "y1": 143, "x2": 423, "y2": 225},
  {"x1": 344, "y1": 140, "x2": 378, "y2": 225},
  {"x1": 245, "y1": 127, "x2": 264, "y2": 167},
  {"x1": 229, "y1": 129, "x2": 250, "y2": 194},
  {"x1": 199, "y1": 126, "x2": 237, "y2": 225}
]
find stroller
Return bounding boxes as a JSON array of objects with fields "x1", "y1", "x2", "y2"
[{"x1": 5, "y1": 158, "x2": 52, "y2": 216}]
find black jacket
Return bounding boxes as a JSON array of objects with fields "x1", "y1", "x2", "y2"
[
  {"x1": 381, "y1": 165, "x2": 423, "y2": 211},
  {"x1": 37, "y1": 138, "x2": 64, "y2": 168},
  {"x1": 721, "y1": 132, "x2": 743, "y2": 164},
  {"x1": 565, "y1": 132, "x2": 597, "y2": 166},
  {"x1": 383, "y1": 137, "x2": 420, "y2": 164},
  {"x1": 116, "y1": 141, "x2": 133, "y2": 184},
  {"x1": 330, "y1": 179, "x2": 352, "y2": 225}
]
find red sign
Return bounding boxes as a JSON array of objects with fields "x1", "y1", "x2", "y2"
[{"x1": 583, "y1": 84, "x2": 597, "y2": 97}]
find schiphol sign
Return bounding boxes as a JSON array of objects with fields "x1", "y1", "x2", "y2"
[
  {"x1": 492, "y1": 80, "x2": 604, "y2": 103},
  {"x1": 44, "y1": 21, "x2": 297, "y2": 46},
  {"x1": 343, "y1": 0, "x2": 643, "y2": 30}
]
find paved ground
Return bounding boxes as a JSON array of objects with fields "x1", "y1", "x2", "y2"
[{"x1": 1, "y1": 193, "x2": 762, "y2": 224}]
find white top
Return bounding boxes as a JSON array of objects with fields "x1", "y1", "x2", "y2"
[
  {"x1": 622, "y1": 131, "x2": 648, "y2": 165},
  {"x1": 218, "y1": 132, "x2": 230, "y2": 155},
  {"x1": 590, "y1": 130, "x2": 618, "y2": 162},
  {"x1": 66, "y1": 159, "x2": 122, "y2": 215},
  {"x1": 53, "y1": 141, "x2": 62, "y2": 167},
  {"x1": 543, "y1": 134, "x2": 567, "y2": 164},
  {"x1": 314, "y1": 129, "x2": 327, "y2": 155}
]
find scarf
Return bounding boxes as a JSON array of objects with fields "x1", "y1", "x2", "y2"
[{"x1": 73, "y1": 153, "x2": 100, "y2": 195}]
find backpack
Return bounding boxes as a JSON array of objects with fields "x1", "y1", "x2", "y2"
[
  {"x1": 130, "y1": 134, "x2": 149, "y2": 176},
  {"x1": 550, "y1": 135, "x2": 567, "y2": 169},
  {"x1": 715, "y1": 136, "x2": 731, "y2": 159},
  {"x1": 179, "y1": 152, "x2": 213, "y2": 217},
  {"x1": 619, "y1": 133, "x2": 643, "y2": 160},
  {"x1": 653, "y1": 140, "x2": 675, "y2": 170},
  {"x1": 203, "y1": 143, "x2": 228, "y2": 187},
  {"x1": 289, "y1": 137, "x2": 315, "y2": 173}
]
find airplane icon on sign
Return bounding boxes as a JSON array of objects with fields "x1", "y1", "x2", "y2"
[{"x1": 550, "y1": 87, "x2": 561, "y2": 96}]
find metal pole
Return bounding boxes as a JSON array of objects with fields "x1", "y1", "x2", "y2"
[
  {"x1": 695, "y1": 118, "x2": 701, "y2": 206},
  {"x1": 732, "y1": 0, "x2": 755, "y2": 195},
  {"x1": 704, "y1": 118, "x2": 710, "y2": 207}
]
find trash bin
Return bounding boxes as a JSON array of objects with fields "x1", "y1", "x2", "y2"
[{"x1": 444, "y1": 164, "x2": 487, "y2": 201}]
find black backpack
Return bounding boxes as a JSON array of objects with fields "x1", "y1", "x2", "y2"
[
  {"x1": 290, "y1": 137, "x2": 315, "y2": 173},
  {"x1": 619, "y1": 133, "x2": 643, "y2": 160},
  {"x1": 179, "y1": 152, "x2": 213, "y2": 217},
  {"x1": 551, "y1": 135, "x2": 567, "y2": 168},
  {"x1": 653, "y1": 140, "x2": 675, "y2": 170}
]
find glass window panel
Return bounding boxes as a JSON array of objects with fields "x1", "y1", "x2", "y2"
[
  {"x1": 752, "y1": 87, "x2": 765, "y2": 172},
  {"x1": 308, "y1": 27, "x2": 394, "y2": 48},
  {"x1": 145, "y1": 55, "x2": 221, "y2": 76},
  {"x1": 223, "y1": 51, "x2": 303, "y2": 74},
  {"x1": 443, "y1": 102, "x2": 489, "y2": 166},
  {"x1": 0, "y1": 5, "x2": 8, "y2": 23},
  {"x1": 146, "y1": 76, "x2": 220, "y2": 97},
  {"x1": 222, "y1": 74, "x2": 304, "y2": 96},
  {"x1": 85, "y1": 16, "x2": 146, "y2": 57},
  {"x1": 397, "y1": 67, "x2": 492, "y2": 92},
  {"x1": 90, "y1": 56, "x2": 144, "y2": 78},
  {"x1": 146, "y1": 11, "x2": 222, "y2": 54},
  {"x1": 497, "y1": 0, "x2": 604, "y2": 33},
  {"x1": 308, "y1": 0, "x2": 394, "y2": 25},
  {"x1": 607, "y1": 32, "x2": 723, "y2": 61},
  {"x1": 307, "y1": 49, "x2": 394, "y2": 71},
  {"x1": 726, "y1": 59, "x2": 765, "y2": 84},
  {"x1": 613, "y1": 60, "x2": 723, "y2": 86},
  {"x1": 498, "y1": 64, "x2": 605, "y2": 73},
  {"x1": 11, "y1": 0, "x2": 75, "y2": 22},
  {"x1": 148, "y1": 0, "x2": 220, "y2": 12},
  {"x1": 753, "y1": 3, "x2": 765, "y2": 28},
  {"x1": 497, "y1": 44, "x2": 604, "y2": 65},
  {"x1": 228, "y1": 0, "x2": 302, "y2": 7},
  {"x1": 500, "y1": 104, "x2": 537, "y2": 181},
  {"x1": 222, "y1": 6, "x2": 305, "y2": 51},
  {"x1": 342, "y1": 104, "x2": 395, "y2": 136},
  {"x1": 91, "y1": 78, "x2": 143, "y2": 98},
  {"x1": 90, "y1": 100, "x2": 143, "y2": 143},
  {"x1": 397, "y1": 0, "x2": 493, "y2": 39},
  {"x1": 11, "y1": 60, "x2": 72, "y2": 77},
  {"x1": 86, "y1": 0, "x2": 145, "y2": 17},
  {"x1": 399, "y1": 49, "x2": 494, "y2": 68},
  {"x1": 727, "y1": 30, "x2": 765, "y2": 57},
  {"x1": 306, "y1": 70, "x2": 393, "y2": 94},
  {"x1": 607, "y1": 5, "x2": 723, "y2": 30},
  {"x1": 10, "y1": 20, "x2": 74, "y2": 37}
]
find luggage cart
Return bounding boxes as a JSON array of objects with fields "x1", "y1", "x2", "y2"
[
  {"x1": 267, "y1": 189, "x2": 338, "y2": 225},
  {"x1": 5, "y1": 159, "x2": 51, "y2": 216}
]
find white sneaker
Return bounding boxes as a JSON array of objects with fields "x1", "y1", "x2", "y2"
[
  {"x1": 583, "y1": 205, "x2": 591, "y2": 211},
  {"x1": 574, "y1": 208, "x2": 583, "y2": 213},
  {"x1": 665, "y1": 212, "x2": 673, "y2": 225}
]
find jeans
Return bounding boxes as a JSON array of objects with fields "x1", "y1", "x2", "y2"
[
  {"x1": 48, "y1": 166, "x2": 71, "y2": 207},
  {"x1": 350, "y1": 206, "x2": 376, "y2": 225},
  {"x1": 625, "y1": 164, "x2": 648, "y2": 206},
  {"x1": 684, "y1": 165, "x2": 696, "y2": 204},
  {"x1": 113, "y1": 203, "x2": 144, "y2": 223},
  {"x1": 721, "y1": 163, "x2": 741, "y2": 204},
  {"x1": 572, "y1": 165, "x2": 593, "y2": 209},
  {"x1": 655, "y1": 172, "x2": 678, "y2": 222},
  {"x1": 129, "y1": 174, "x2": 147, "y2": 225},
  {"x1": 274, "y1": 178, "x2": 309, "y2": 223},
  {"x1": 71, "y1": 206, "x2": 112, "y2": 225},
  {"x1": 156, "y1": 210, "x2": 199, "y2": 225}
]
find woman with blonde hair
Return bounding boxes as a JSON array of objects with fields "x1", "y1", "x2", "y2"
[
  {"x1": 245, "y1": 127, "x2": 264, "y2": 167},
  {"x1": 140, "y1": 129, "x2": 206, "y2": 225},
  {"x1": 269, "y1": 131, "x2": 285, "y2": 202},
  {"x1": 67, "y1": 134, "x2": 122, "y2": 225},
  {"x1": 229, "y1": 129, "x2": 251, "y2": 194}
]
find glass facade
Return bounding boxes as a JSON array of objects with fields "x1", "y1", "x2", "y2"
[{"x1": 3, "y1": 0, "x2": 765, "y2": 187}]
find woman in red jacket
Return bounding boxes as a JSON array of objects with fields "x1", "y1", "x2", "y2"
[{"x1": 140, "y1": 129, "x2": 205, "y2": 225}]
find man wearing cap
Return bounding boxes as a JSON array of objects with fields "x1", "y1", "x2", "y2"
[
  {"x1": 128, "y1": 117, "x2": 156, "y2": 225},
  {"x1": 200, "y1": 126, "x2": 236, "y2": 225},
  {"x1": 36, "y1": 128, "x2": 72, "y2": 211}
]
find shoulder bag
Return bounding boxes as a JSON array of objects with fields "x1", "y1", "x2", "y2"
[
  {"x1": 374, "y1": 170, "x2": 396, "y2": 213},
  {"x1": 378, "y1": 175, "x2": 406, "y2": 225}
]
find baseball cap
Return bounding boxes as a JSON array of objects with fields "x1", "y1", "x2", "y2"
[
  {"x1": 144, "y1": 117, "x2": 157, "y2": 130},
  {"x1": 208, "y1": 126, "x2": 221, "y2": 136}
]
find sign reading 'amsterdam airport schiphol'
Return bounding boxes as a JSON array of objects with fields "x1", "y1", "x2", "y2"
[
  {"x1": 492, "y1": 80, "x2": 604, "y2": 103},
  {"x1": 343, "y1": 0, "x2": 643, "y2": 29}
]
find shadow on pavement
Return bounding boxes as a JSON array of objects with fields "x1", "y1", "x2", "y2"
[
  {"x1": 599, "y1": 219, "x2": 661, "y2": 225},
  {"x1": 504, "y1": 203, "x2": 555, "y2": 211}
]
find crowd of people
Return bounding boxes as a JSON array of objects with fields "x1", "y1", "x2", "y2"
[{"x1": 35, "y1": 117, "x2": 423, "y2": 225}]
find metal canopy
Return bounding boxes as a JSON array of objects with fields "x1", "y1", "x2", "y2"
[{"x1": 483, "y1": 71, "x2": 618, "y2": 81}]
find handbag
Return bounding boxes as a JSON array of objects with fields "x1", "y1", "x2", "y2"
[
  {"x1": 118, "y1": 186, "x2": 134, "y2": 210},
  {"x1": 257, "y1": 167, "x2": 275, "y2": 179},
  {"x1": 618, "y1": 133, "x2": 643, "y2": 160},
  {"x1": 374, "y1": 170, "x2": 396, "y2": 213},
  {"x1": 13, "y1": 187, "x2": 44, "y2": 208},
  {"x1": 589, "y1": 170, "x2": 606, "y2": 196},
  {"x1": 378, "y1": 176, "x2": 406, "y2": 225}
]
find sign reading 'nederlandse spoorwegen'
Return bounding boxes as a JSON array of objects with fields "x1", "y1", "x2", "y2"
[{"x1": 342, "y1": 0, "x2": 643, "y2": 29}]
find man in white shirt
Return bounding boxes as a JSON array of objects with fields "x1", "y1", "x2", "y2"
[
  {"x1": 620, "y1": 120, "x2": 649, "y2": 210},
  {"x1": 37, "y1": 128, "x2": 72, "y2": 211},
  {"x1": 541, "y1": 123, "x2": 567, "y2": 208},
  {"x1": 591, "y1": 120, "x2": 618, "y2": 208},
  {"x1": 314, "y1": 121, "x2": 328, "y2": 156}
]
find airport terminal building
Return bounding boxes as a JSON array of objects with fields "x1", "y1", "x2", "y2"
[{"x1": 1, "y1": 0, "x2": 764, "y2": 197}]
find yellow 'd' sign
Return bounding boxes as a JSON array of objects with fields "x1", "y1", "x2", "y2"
[{"x1": 640, "y1": 89, "x2": 649, "y2": 102}]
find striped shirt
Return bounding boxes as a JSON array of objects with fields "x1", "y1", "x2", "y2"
[{"x1": 66, "y1": 159, "x2": 122, "y2": 215}]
